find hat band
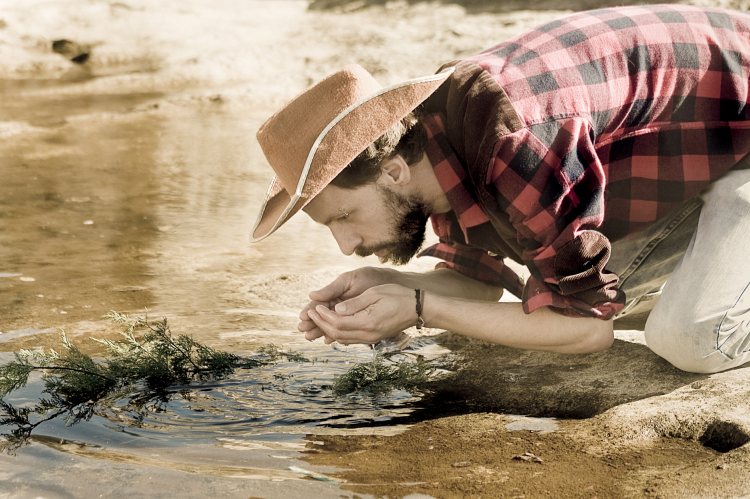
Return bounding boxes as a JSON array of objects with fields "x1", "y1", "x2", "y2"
[{"x1": 295, "y1": 66, "x2": 456, "y2": 198}]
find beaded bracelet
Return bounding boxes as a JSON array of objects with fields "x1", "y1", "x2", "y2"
[{"x1": 415, "y1": 289, "x2": 425, "y2": 330}]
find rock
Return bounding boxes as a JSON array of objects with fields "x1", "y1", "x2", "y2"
[
  {"x1": 51, "y1": 39, "x2": 90, "y2": 63},
  {"x1": 512, "y1": 452, "x2": 543, "y2": 463},
  {"x1": 425, "y1": 332, "x2": 715, "y2": 419},
  {"x1": 596, "y1": 369, "x2": 750, "y2": 452}
]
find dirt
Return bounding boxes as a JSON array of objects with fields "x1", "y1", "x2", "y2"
[
  {"x1": 302, "y1": 413, "x2": 738, "y2": 499},
  {"x1": 2, "y1": 0, "x2": 750, "y2": 498}
]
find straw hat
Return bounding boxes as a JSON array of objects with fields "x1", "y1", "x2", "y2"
[{"x1": 251, "y1": 64, "x2": 454, "y2": 242}]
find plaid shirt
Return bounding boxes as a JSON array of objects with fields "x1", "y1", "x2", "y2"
[
  {"x1": 419, "y1": 115, "x2": 528, "y2": 299},
  {"x1": 419, "y1": 5, "x2": 750, "y2": 319}
]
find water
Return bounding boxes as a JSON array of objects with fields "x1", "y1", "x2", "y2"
[
  {"x1": 0, "y1": 77, "x2": 448, "y2": 497},
  {"x1": 1, "y1": 343, "x2": 434, "y2": 444}
]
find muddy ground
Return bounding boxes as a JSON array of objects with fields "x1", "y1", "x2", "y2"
[{"x1": 2, "y1": 0, "x2": 750, "y2": 498}]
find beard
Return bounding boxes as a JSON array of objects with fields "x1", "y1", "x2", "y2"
[{"x1": 354, "y1": 185, "x2": 429, "y2": 266}]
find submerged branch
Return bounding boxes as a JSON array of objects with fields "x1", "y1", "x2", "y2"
[
  {"x1": 331, "y1": 353, "x2": 441, "y2": 397},
  {"x1": 0, "y1": 312, "x2": 439, "y2": 454}
]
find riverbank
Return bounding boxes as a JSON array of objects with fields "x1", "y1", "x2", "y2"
[{"x1": 1, "y1": 1, "x2": 750, "y2": 498}]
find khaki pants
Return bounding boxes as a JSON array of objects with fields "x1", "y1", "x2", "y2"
[{"x1": 608, "y1": 168, "x2": 750, "y2": 373}]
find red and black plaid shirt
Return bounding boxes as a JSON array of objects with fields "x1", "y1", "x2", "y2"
[{"x1": 419, "y1": 5, "x2": 750, "y2": 319}]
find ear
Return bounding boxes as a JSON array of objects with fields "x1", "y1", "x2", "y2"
[{"x1": 380, "y1": 155, "x2": 411, "y2": 186}]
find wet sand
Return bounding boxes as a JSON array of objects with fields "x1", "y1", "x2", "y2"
[{"x1": 2, "y1": 0, "x2": 750, "y2": 498}]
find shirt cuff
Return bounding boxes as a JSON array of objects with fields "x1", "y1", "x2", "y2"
[{"x1": 522, "y1": 276, "x2": 624, "y2": 319}]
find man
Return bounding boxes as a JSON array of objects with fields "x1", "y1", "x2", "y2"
[{"x1": 252, "y1": 4, "x2": 750, "y2": 374}]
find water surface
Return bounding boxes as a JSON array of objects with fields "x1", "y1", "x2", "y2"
[{"x1": 0, "y1": 78, "x2": 444, "y2": 498}]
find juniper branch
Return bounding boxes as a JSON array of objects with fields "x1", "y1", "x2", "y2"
[
  {"x1": 1, "y1": 311, "x2": 440, "y2": 455},
  {"x1": 331, "y1": 353, "x2": 440, "y2": 396}
]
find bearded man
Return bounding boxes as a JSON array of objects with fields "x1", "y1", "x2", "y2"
[{"x1": 252, "y1": 4, "x2": 750, "y2": 374}]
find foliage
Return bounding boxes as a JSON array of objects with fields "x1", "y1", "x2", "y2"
[
  {"x1": 0, "y1": 312, "x2": 440, "y2": 455},
  {"x1": 0, "y1": 312, "x2": 304, "y2": 454},
  {"x1": 1, "y1": 312, "x2": 260, "y2": 402},
  {"x1": 256, "y1": 343, "x2": 310, "y2": 363},
  {"x1": 331, "y1": 353, "x2": 440, "y2": 397}
]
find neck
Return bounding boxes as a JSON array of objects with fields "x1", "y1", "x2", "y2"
[{"x1": 410, "y1": 153, "x2": 452, "y2": 215}]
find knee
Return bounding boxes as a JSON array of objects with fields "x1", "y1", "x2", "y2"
[
  {"x1": 644, "y1": 306, "x2": 732, "y2": 374},
  {"x1": 703, "y1": 169, "x2": 750, "y2": 211}
]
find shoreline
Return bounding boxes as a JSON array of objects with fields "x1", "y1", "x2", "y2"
[{"x1": 1, "y1": 1, "x2": 749, "y2": 497}]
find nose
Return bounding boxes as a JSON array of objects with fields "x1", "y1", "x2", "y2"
[{"x1": 330, "y1": 226, "x2": 362, "y2": 256}]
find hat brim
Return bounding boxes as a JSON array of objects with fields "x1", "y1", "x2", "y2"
[{"x1": 251, "y1": 66, "x2": 454, "y2": 242}]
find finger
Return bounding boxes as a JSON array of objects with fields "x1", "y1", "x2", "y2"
[
  {"x1": 333, "y1": 294, "x2": 371, "y2": 316},
  {"x1": 308, "y1": 272, "x2": 351, "y2": 303},
  {"x1": 298, "y1": 318, "x2": 326, "y2": 341},
  {"x1": 306, "y1": 308, "x2": 338, "y2": 342},
  {"x1": 300, "y1": 308, "x2": 311, "y2": 321},
  {"x1": 313, "y1": 305, "x2": 379, "y2": 343},
  {"x1": 314, "y1": 304, "x2": 348, "y2": 326},
  {"x1": 308, "y1": 306, "x2": 348, "y2": 339},
  {"x1": 297, "y1": 318, "x2": 317, "y2": 332},
  {"x1": 300, "y1": 301, "x2": 328, "y2": 321},
  {"x1": 305, "y1": 328, "x2": 326, "y2": 341}
]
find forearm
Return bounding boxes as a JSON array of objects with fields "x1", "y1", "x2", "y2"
[
  {"x1": 379, "y1": 267, "x2": 504, "y2": 302},
  {"x1": 422, "y1": 291, "x2": 614, "y2": 353},
  {"x1": 301, "y1": 266, "x2": 499, "y2": 341}
]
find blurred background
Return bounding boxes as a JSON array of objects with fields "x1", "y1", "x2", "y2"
[
  {"x1": 1, "y1": 2, "x2": 748, "y2": 498},
  {"x1": 0, "y1": 0, "x2": 570, "y2": 347}
]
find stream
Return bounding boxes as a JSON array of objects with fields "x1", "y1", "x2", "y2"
[{"x1": 0, "y1": 77, "x2": 457, "y2": 498}]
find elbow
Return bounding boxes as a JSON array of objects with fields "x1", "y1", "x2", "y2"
[
  {"x1": 578, "y1": 318, "x2": 614, "y2": 353},
  {"x1": 486, "y1": 285, "x2": 505, "y2": 302}
]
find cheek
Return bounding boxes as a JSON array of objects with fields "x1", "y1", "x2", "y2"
[{"x1": 375, "y1": 219, "x2": 399, "y2": 241}]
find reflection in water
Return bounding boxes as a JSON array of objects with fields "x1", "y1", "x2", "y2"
[
  {"x1": 1, "y1": 312, "x2": 441, "y2": 455},
  {"x1": 0, "y1": 80, "x2": 442, "y2": 493},
  {"x1": 1, "y1": 339, "x2": 435, "y2": 455},
  {"x1": 30, "y1": 435, "x2": 307, "y2": 482}
]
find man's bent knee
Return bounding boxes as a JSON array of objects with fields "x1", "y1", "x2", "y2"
[{"x1": 645, "y1": 302, "x2": 750, "y2": 374}]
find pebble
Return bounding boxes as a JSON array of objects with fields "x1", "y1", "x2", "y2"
[{"x1": 513, "y1": 452, "x2": 543, "y2": 463}]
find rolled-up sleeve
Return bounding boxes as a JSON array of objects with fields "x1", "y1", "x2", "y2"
[
  {"x1": 489, "y1": 117, "x2": 625, "y2": 318},
  {"x1": 419, "y1": 239, "x2": 525, "y2": 299}
]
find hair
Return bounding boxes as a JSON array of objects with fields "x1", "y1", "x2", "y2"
[{"x1": 330, "y1": 107, "x2": 427, "y2": 189}]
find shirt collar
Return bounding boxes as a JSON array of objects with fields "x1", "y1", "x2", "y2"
[{"x1": 422, "y1": 113, "x2": 490, "y2": 242}]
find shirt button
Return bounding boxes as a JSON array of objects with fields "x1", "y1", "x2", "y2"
[{"x1": 487, "y1": 251, "x2": 498, "y2": 257}]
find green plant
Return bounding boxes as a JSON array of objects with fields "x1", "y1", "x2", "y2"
[
  {"x1": 0, "y1": 312, "x2": 441, "y2": 455},
  {"x1": 0, "y1": 312, "x2": 260, "y2": 402},
  {"x1": 331, "y1": 353, "x2": 439, "y2": 397},
  {"x1": 0, "y1": 312, "x2": 304, "y2": 454}
]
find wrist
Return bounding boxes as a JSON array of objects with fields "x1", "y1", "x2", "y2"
[{"x1": 377, "y1": 267, "x2": 400, "y2": 285}]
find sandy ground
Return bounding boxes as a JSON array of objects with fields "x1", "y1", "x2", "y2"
[{"x1": 2, "y1": 0, "x2": 750, "y2": 498}]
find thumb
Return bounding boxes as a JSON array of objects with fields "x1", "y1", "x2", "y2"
[
  {"x1": 333, "y1": 294, "x2": 371, "y2": 316},
  {"x1": 309, "y1": 272, "x2": 351, "y2": 302}
]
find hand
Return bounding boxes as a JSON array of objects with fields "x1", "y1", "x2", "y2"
[
  {"x1": 305, "y1": 284, "x2": 416, "y2": 345},
  {"x1": 298, "y1": 267, "x2": 391, "y2": 341}
]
